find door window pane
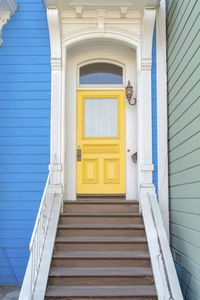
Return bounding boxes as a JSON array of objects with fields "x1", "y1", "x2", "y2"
[
  {"x1": 84, "y1": 98, "x2": 118, "y2": 137},
  {"x1": 80, "y1": 63, "x2": 123, "y2": 84}
]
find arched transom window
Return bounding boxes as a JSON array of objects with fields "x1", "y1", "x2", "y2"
[{"x1": 79, "y1": 62, "x2": 123, "y2": 84}]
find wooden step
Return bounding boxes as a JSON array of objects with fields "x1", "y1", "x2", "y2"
[
  {"x1": 55, "y1": 237, "x2": 148, "y2": 251},
  {"x1": 52, "y1": 251, "x2": 151, "y2": 268},
  {"x1": 77, "y1": 194, "x2": 126, "y2": 201},
  {"x1": 63, "y1": 200, "x2": 139, "y2": 213},
  {"x1": 45, "y1": 285, "x2": 157, "y2": 299},
  {"x1": 57, "y1": 224, "x2": 145, "y2": 237},
  {"x1": 48, "y1": 267, "x2": 154, "y2": 286},
  {"x1": 59, "y1": 212, "x2": 143, "y2": 224}
]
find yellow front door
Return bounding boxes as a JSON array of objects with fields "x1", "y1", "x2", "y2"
[{"x1": 76, "y1": 90, "x2": 125, "y2": 195}]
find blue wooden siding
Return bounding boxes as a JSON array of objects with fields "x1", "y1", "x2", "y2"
[
  {"x1": 0, "y1": 0, "x2": 51, "y2": 285},
  {"x1": 152, "y1": 28, "x2": 158, "y2": 193}
]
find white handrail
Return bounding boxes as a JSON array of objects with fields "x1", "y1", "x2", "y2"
[
  {"x1": 29, "y1": 169, "x2": 52, "y2": 252},
  {"x1": 140, "y1": 192, "x2": 183, "y2": 300},
  {"x1": 19, "y1": 161, "x2": 56, "y2": 300}
]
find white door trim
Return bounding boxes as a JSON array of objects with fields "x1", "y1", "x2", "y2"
[
  {"x1": 65, "y1": 42, "x2": 137, "y2": 200},
  {"x1": 46, "y1": 6, "x2": 157, "y2": 201}
]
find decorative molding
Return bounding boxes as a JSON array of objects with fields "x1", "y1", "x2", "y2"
[
  {"x1": 75, "y1": 6, "x2": 83, "y2": 17},
  {"x1": 141, "y1": 164, "x2": 154, "y2": 171},
  {"x1": 47, "y1": 7, "x2": 61, "y2": 61},
  {"x1": 141, "y1": 58, "x2": 152, "y2": 70},
  {"x1": 0, "y1": 0, "x2": 18, "y2": 46},
  {"x1": 0, "y1": 11, "x2": 10, "y2": 45},
  {"x1": 141, "y1": 8, "x2": 156, "y2": 70},
  {"x1": 48, "y1": 163, "x2": 62, "y2": 171},
  {"x1": 68, "y1": 0, "x2": 133, "y2": 6},
  {"x1": 97, "y1": 9, "x2": 106, "y2": 32},
  {"x1": 62, "y1": 30, "x2": 140, "y2": 48},
  {"x1": 120, "y1": 7, "x2": 128, "y2": 18},
  {"x1": 61, "y1": 18, "x2": 141, "y2": 25},
  {"x1": 51, "y1": 58, "x2": 62, "y2": 70}
]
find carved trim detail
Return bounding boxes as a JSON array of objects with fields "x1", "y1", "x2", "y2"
[
  {"x1": 0, "y1": 11, "x2": 10, "y2": 45},
  {"x1": 51, "y1": 58, "x2": 62, "y2": 70},
  {"x1": 141, "y1": 9, "x2": 156, "y2": 70},
  {"x1": 0, "y1": 0, "x2": 18, "y2": 46},
  {"x1": 75, "y1": 6, "x2": 83, "y2": 18},
  {"x1": 96, "y1": 9, "x2": 106, "y2": 32},
  {"x1": 120, "y1": 7, "x2": 128, "y2": 18},
  {"x1": 47, "y1": 7, "x2": 61, "y2": 60}
]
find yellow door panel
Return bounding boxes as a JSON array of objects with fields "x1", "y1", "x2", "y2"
[
  {"x1": 83, "y1": 159, "x2": 99, "y2": 184},
  {"x1": 77, "y1": 90, "x2": 125, "y2": 194},
  {"x1": 104, "y1": 159, "x2": 120, "y2": 184}
]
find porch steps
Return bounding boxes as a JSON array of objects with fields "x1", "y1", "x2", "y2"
[
  {"x1": 59, "y1": 212, "x2": 143, "y2": 224},
  {"x1": 63, "y1": 200, "x2": 139, "y2": 213},
  {"x1": 45, "y1": 200, "x2": 157, "y2": 299},
  {"x1": 55, "y1": 236, "x2": 148, "y2": 251},
  {"x1": 46, "y1": 285, "x2": 157, "y2": 300},
  {"x1": 57, "y1": 224, "x2": 145, "y2": 237}
]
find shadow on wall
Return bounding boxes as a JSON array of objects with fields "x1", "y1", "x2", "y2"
[{"x1": 0, "y1": 247, "x2": 19, "y2": 286}]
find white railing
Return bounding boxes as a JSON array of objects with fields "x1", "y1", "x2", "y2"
[
  {"x1": 139, "y1": 192, "x2": 183, "y2": 300},
  {"x1": 19, "y1": 162, "x2": 56, "y2": 300}
]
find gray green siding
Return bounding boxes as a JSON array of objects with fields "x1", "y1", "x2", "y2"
[{"x1": 167, "y1": 0, "x2": 200, "y2": 299}]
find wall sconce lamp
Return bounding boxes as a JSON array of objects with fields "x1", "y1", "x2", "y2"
[{"x1": 125, "y1": 80, "x2": 136, "y2": 105}]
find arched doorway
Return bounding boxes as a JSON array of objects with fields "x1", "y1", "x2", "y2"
[{"x1": 64, "y1": 39, "x2": 138, "y2": 200}]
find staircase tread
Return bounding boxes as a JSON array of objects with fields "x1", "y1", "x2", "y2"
[
  {"x1": 46, "y1": 285, "x2": 157, "y2": 296},
  {"x1": 58, "y1": 224, "x2": 144, "y2": 229},
  {"x1": 64, "y1": 200, "x2": 138, "y2": 204},
  {"x1": 49, "y1": 267, "x2": 153, "y2": 277},
  {"x1": 53, "y1": 251, "x2": 150, "y2": 258},
  {"x1": 60, "y1": 212, "x2": 142, "y2": 216},
  {"x1": 56, "y1": 236, "x2": 147, "y2": 243}
]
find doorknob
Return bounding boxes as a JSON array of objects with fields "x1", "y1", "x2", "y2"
[{"x1": 77, "y1": 148, "x2": 82, "y2": 161}]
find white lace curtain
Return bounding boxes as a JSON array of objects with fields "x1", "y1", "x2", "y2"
[{"x1": 84, "y1": 98, "x2": 118, "y2": 137}]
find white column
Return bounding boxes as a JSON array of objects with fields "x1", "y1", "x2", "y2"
[
  {"x1": 156, "y1": 0, "x2": 169, "y2": 236},
  {"x1": 47, "y1": 7, "x2": 62, "y2": 194},
  {"x1": 139, "y1": 8, "x2": 156, "y2": 195}
]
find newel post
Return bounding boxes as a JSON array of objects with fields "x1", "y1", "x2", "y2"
[
  {"x1": 46, "y1": 5, "x2": 63, "y2": 194},
  {"x1": 138, "y1": 7, "x2": 156, "y2": 196}
]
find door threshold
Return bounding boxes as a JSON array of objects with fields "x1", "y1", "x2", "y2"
[{"x1": 77, "y1": 194, "x2": 126, "y2": 201}]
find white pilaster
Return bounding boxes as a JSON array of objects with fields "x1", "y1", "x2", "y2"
[
  {"x1": 46, "y1": 6, "x2": 63, "y2": 193},
  {"x1": 139, "y1": 8, "x2": 156, "y2": 195},
  {"x1": 156, "y1": 0, "x2": 169, "y2": 236}
]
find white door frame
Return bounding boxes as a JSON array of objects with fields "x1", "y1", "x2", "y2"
[
  {"x1": 46, "y1": 6, "x2": 157, "y2": 201},
  {"x1": 65, "y1": 44, "x2": 137, "y2": 200}
]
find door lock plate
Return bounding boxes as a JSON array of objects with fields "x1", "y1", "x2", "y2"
[{"x1": 77, "y1": 148, "x2": 81, "y2": 161}]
